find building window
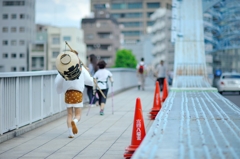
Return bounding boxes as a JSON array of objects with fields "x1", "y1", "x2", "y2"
[
  {"x1": 11, "y1": 14, "x2": 17, "y2": 19},
  {"x1": 121, "y1": 22, "x2": 143, "y2": 28},
  {"x1": 128, "y1": 2, "x2": 142, "y2": 9},
  {"x1": 11, "y1": 67, "x2": 17, "y2": 71},
  {"x1": 166, "y1": 3, "x2": 172, "y2": 10},
  {"x1": 19, "y1": 27, "x2": 25, "y2": 32},
  {"x1": 86, "y1": 34, "x2": 94, "y2": 40},
  {"x1": 2, "y1": 14, "x2": 8, "y2": 19},
  {"x1": 147, "y1": 2, "x2": 160, "y2": 8},
  {"x1": 2, "y1": 27, "x2": 8, "y2": 32},
  {"x1": 11, "y1": 40, "x2": 17, "y2": 46},
  {"x1": 11, "y1": 53, "x2": 17, "y2": 58},
  {"x1": 32, "y1": 57, "x2": 44, "y2": 67},
  {"x1": 122, "y1": 31, "x2": 142, "y2": 37},
  {"x1": 126, "y1": 13, "x2": 142, "y2": 18},
  {"x1": 19, "y1": 53, "x2": 24, "y2": 58},
  {"x1": 2, "y1": 40, "x2": 8, "y2": 45},
  {"x1": 3, "y1": 1, "x2": 25, "y2": 6},
  {"x1": 52, "y1": 37, "x2": 60, "y2": 44},
  {"x1": 52, "y1": 51, "x2": 59, "y2": 58},
  {"x1": 19, "y1": 67, "x2": 25, "y2": 71},
  {"x1": 19, "y1": 40, "x2": 25, "y2": 45},
  {"x1": 2, "y1": 53, "x2": 8, "y2": 58},
  {"x1": 147, "y1": 12, "x2": 154, "y2": 18},
  {"x1": 11, "y1": 27, "x2": 17, "y2": 32},
  {"x1": 111, "y1": 3, "x2": 126, "y2": 9},
  {"x1": 19, "y1": 14, "x2": 25, "y2": 19},
  {"x1": 63, "y1": 36, "x2": 71, "y2": 41},
  {"x1": 98, "y1": 32, "x2": 111, "y2": 38},
  {"x1": 147, "y1": 21, "x2": 154, "y2": 26}
]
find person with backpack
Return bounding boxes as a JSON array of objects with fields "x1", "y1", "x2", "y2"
[{"x1": 136, "y1": 57, "x2": 147, "y2": 90}]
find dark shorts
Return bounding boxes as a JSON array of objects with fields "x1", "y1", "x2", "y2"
[{"x1": 97, "y1": 89, "x2": 108, "y2": 104}]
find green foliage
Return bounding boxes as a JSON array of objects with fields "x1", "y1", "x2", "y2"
[{"x1": 114, "y1": 49, "x2": 137, "y2": 68}]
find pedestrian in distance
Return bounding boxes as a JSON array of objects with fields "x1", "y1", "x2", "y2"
[
  {"x1": 54, "y1": 50, "x2": 93, "y2": 138},
  {"x1": 85, "y1": 54, "x2": 99, "y2": 107},
  {"x1": 136, "y1": 57, "x2": 147, "y2": 90},
  {"x1": 155, "y1": 60, "x2": 167, "y2": 91},
  {"x1": 93, "y1": 60, "x2": 114, "y2": 115}
]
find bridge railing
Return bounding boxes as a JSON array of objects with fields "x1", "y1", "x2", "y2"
[{"x1": 0, "y1": 68, "x2": 138, "y2": 135}]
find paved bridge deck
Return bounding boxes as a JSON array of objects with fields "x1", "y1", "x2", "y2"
[
  {"x1": 1, "y1": 83, "x2": 240, "y2": 159},
  {"x1": 133, "y1": 90, "x2": 240, "y2": 159},
  {"x1": 0, "y1": 85, "x2": 155, "y2": 159}
]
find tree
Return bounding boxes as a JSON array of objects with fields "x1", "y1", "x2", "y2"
[{"x1": 114, "y1": 49, "x2": 137, "y2": 68}]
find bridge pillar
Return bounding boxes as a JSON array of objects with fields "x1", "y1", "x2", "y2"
[{"x1": 172, "y1": 0, "x2": 207, "y2": 80}]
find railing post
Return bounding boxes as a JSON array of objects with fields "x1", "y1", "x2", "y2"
[
  {"x1": 50, "y1": 75, "x2": 53, "y2": 115},
  {"x1": 41, "y1": 76, "x2": 43, "y2": 120},
  {"x1": 16, "y1": 77, "x2": 19, "y2": 129},
  {"x1": 0, "y1": 78, "x2": 3, "y2": 135},
  {"x1": 29, "y1": 76, "x2": 32, "y2": 124}
]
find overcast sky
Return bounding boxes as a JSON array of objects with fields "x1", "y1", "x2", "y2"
[{"x1": 35, "y1": 0, "x2": 91, "y2": 28}]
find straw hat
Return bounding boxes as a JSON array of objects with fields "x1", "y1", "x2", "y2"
[{"x1": 55, "y1": 51, "x2": 81, "y2": 80}]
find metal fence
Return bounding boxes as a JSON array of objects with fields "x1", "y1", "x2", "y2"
[{"x1": 0, "y1": 68, "x2": 138, "y2": 135}]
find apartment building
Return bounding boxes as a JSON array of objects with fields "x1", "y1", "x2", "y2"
[
  {"x1": 91, "y1": 0, "x2": 172, "y2": 43},
  {"x1": 81, "y1": 10, "x2": 121, "y2": 67},
  {"x1": 0, "y1": 0, "x2": 35, "y2": 72},
  {"x1": 28, "y1": 29, "x2": 48, "y2": 71},
  {"x1": 47, "y1": 26, "x2": 86, "y2": 70},
  {"x1": 151, "y1": 8, "x2": 174, "y2": 71}
]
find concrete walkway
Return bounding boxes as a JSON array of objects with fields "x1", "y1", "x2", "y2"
[{"x1": 0, "y1": 85, "x2": 155, "y2": 159}]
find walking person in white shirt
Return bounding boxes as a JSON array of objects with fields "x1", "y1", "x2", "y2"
[
  {"x1": 155, "y1": 60, "x2": 167, "y2": 91},
  {"x1": 93, "y1": 60, "x2": 114, "y2": 115},
  {"x1": 136, "y1": 57, "x2": 147, "y2": 90}
]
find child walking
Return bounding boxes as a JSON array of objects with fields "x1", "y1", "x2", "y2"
[
  {"x1": 93, "y1": 60, "x2": 113, "y2": 115},
  {"x1": 55, "y1": 51, "x2": 93, "y2": 138}
]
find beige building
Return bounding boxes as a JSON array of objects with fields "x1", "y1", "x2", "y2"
[
  {"x1": 91, "y1": 0, "x2": 172, "y2": 43},
  {"x1": 28, "y1": 26, "x2": 86, "y2": 71},
  {"x1": 46, "y1": 27, "x2": 86, "y2": 70},
  {"x1": 81, "y1": 12, "x2": 121, "y2": 67}
]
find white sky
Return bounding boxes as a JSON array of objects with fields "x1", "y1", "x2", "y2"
[{"x1": 35, "y1": 0, "x2": 91, "y2": 28}]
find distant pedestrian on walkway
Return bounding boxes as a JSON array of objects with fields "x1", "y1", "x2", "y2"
[
  {"x1": 54, "y1": 51, "x2": 93, "y2": 138},
  {"x1": 85, "y1": 54, "x2": 99, "y2": 107},
  {"x1": 155, "y1": 60, "x2": 167, "y2": 91},
  {"x1": 93, "y1": 60, "x2": 113, "y2": 115},
  {"x1": 136, "y1": 57, "x2": 147, "y2": 90}
]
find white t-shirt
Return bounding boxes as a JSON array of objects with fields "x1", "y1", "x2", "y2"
[
  {"x1": 156, "y1": 64, "x2": 166, "y2": 78},
  {"x1": 54, "y1": 66, "x2": 93, "y2": 94},
  {"x1": 93, "y1": 69, "x2": 113, "y2": 89}
]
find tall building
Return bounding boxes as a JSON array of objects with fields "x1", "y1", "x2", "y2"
[
  {"x1": 150, "y1": 8, "x2": 174, "y2": 71},
  {"x1": 203, "y1": 0, "x2": 240, "y2": 73},
  {"x1": 0, "y1": 0, "x2": 36, "y2": 72},
  {"x1": 91, "y1": 0, "x2": 172, "y2": 43},
  {"x1": 81, "y1": 10, "x2": 121, "y2": 67}
]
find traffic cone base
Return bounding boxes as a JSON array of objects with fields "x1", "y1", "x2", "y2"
[
  {"x1": 125, "y1": 145, "x2": 139, "y2": 151},
  {"x1": 149, "y1": 81, "x2": 162, "y2": 120},
  {"x1": 162, "y1": 79, "x2": 168, "y2": 102},
  {"x1": 123, "y1": 98, "x2": 146, "y2": 159}
]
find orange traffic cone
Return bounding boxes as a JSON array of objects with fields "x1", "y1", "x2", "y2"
[
  {"x1": 162, "y1": 78, "x2": 168, "y2": 102},
  {"x1": 124, "y1": 98, "x2": 146, "y2": 159},
  {"x1": 149, "y1": 81, "x2": 162, "y2": 120}
]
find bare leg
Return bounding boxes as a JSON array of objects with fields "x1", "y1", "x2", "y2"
[
  {"x1": 67, "y1": 108, "x2": 74, "y2": 138},
  {"x1": 74, "y1": 107, "x2": 82, "y2": 121},
  {"x1": 100, "y1": 103, "x2": 105, "y2": 110},
  {"x1": 71, "y1": 107, "x2": 82, "y2": 135},
  {"x1": 67, "y1": 107, "x2": 73, "y2": 128}
]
